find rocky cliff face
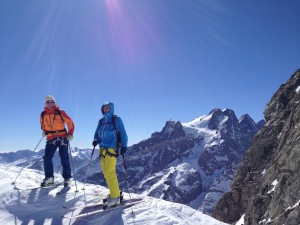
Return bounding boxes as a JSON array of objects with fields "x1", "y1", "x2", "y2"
[{"x1": 213, "y1": 69, "x2": 300, "y2": 225}]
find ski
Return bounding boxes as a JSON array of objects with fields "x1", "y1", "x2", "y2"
[
  {"x1": 62, "y1": 199, "x2": 144, "y2": 219},
  {"x1": 62, "y1": 196, "x2": 102, "y2": 209},
  {"x1": 63, "y1": 201, "x2": 102, "y2": 210},
  {"x1": 14, "y1": 182, "x2": 63, "y2": 191},
  {"x1": 63, "y1": 198, "x2": 143, "y2": 210}
]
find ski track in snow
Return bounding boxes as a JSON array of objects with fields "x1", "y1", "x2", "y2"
[{"x1": 0, "y1": 164, "x2": 228, "y2": 225}]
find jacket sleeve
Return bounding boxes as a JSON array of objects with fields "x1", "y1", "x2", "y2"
[
  {"x1": 94, "y1": 121, "x2": 100, "y2": 141},
  {"x1": 117, "y1": 117, "x2": 128, "y2": 148},
  {"x1": 40, "y1": 113, "x2": 44, "y2": 130},
  {"x1": 60, "y1": 110, "x2": 75, "y2": 135}
]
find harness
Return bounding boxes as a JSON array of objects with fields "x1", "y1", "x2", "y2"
[
  {"x1": 44, "y1": 129, "x2": 67, "y2": 135},
  {"x1": 41, "y1": 109, "x2": 67, "y2": 135},
  {"x1": 46, "y1": 136, "x2": 68, "y2": 146},
  {"x1": 100, "y1": 148, "x2": 118, "y2": 158}
]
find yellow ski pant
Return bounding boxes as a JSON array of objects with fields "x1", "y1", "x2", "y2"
[{"x1": 99, "y1": 148, "x2": 120, "y2": 198}]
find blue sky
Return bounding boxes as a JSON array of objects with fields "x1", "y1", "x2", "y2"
[{"x1": 0, "y1": 0, "x2": 299, "y2": 152}]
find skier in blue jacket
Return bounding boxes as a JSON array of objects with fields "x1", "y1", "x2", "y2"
[{"x1": 92, "y1": 102, "x2": 128, "y2": 207}]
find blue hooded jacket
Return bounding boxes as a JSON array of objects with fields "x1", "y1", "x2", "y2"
[{"x1": 94, "y1": 102, "x2": 128, "y2": 149}]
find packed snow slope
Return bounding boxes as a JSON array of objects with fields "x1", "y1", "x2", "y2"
[{"x1": 0, "y1": 164, "x2": 228, "y2": 225}]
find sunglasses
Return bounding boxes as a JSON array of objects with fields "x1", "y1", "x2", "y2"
[{"x1": 46, "y1": 101, "x2": 55, "y2": 104}]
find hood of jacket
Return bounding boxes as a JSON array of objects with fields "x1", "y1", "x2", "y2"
[{"x1": 101, "y1": 102, "x2": 114, "y2": 119}]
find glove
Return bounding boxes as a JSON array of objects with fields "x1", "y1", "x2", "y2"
[
  {"x1": 67, "y1": 135, "x2": 73, "y2": 141},
  {"x1": 42, "y1": 131, "x2": 46, "y2": 137},
  {"x1": 120, "y1": 147, "x2": 127, "y2": 155},
  {"x1": 92, "y1": 140, "x2": 98, "y2": 147}
]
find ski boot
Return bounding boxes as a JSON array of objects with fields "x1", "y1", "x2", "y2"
[
  {"x1": 64, "y1": 178, "x2": 71, "y2": 187},
  {"x1": 103, "y1": 191, "x2": 123, "y2": 210},
  {"x1": 41, "y1": 177, "x2": 54, "y2": 187}
]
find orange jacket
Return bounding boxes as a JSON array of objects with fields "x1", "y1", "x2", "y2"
[{"x1": 40, "y1": 106, "x2": 75, "y2": 140}]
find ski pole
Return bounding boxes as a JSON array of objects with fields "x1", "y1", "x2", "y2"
[
  {"x1": 83, "y1": 145, "x2": 96, "y2": 205},
  {"x1": 11, "y1": 136, "x2": 44, "y2": 185},
  {"x1": 68, "y1": 143, "x2": 78, "y2": 192},
  {"x1": 83, "y1": 146, "x2": 96, "y2": 189},
  {"x1": 122, "y1": 154, "x2": 135, "y2": 216}
]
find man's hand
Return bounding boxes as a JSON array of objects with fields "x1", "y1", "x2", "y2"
[
  {"x1": 67, "y1": 135, "x2": 73, "y2": 141},
  {"x1": 92, "y1": 140, "x2": 98, "y2": 147},
  {"x1": 120, "y1": 147, "x2": 127, "y2": 155}
]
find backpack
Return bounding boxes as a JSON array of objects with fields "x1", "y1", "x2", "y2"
[
  {"x1": 99, "y1": 115, "x2": 121, "y2": 154},
  {"x1": 41, "y1": 109, "x2": 66, "y2": 134}
]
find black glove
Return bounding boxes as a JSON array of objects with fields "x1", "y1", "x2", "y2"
[
  {"x1": 92, "y1": 140, "x2": 98, "y2": 147},
  {"x1": 120, "y1": 147, "x2": 127, "y2": 155}
]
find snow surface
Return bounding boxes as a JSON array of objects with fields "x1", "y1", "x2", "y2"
[
  {"x1": 235, "y1": 214, "x2": 245, "y2": 225},
  {"x1": 267, "y1": 179, "x2": 278, "y2": 194},
  {"x1": 285, "y1": 200, "x2": 300, "y2": 212},
  {"x1": 296, "y1": 85, "x2": 300, "y2": 93},
  {"x1": 0, "y1": 164, "x2": 228, "y2": 225},
  {"x1": 182, "y1": 114, "x2": 217, "y2": 140}
]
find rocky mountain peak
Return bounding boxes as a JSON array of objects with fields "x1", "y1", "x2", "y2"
[
  {"x1": 223, "y1": 108, "x2": 237, "y2": 118},
  {"x1": 239, "y1": 114, "x2": 255, "y2": 125},
  {"x1": 151, "y1": 120, "x2": 186, "y2": 141},
  {"x1": 208, "y1": 108, "x2": 238, "y2": 131},
  {"x1": 238, "y1": 114, "x2": 260, "y2": 141},
  {"x1": 208, "y1": 108, "x2": 223, "y2": 115},
  {"x1": 256, "y1": 119, "x2": 265, "y2": 130}
]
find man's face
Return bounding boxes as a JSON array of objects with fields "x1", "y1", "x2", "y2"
[
  {"x1": 103, "y1": 105, "x2": 110, "y2": 114},
  {"x1": 46, "y1": 100, "x2": 55, "y2": 109}
]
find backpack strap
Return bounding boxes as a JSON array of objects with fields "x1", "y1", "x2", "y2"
[
  {"x1": 99, "y1": 115, "x2": 117, "y2": 129},
  {"x1": 41, "y1": 111, "x2": 46, "y2": 129},
  {"x1": 54, "y1": 109, "x2": 65, "y2": 122},
  {"x1": 112, "y1": 115, "x2": 121, "y2": 150},
  {"x1": 111, "y1": 115, "x2": 117, "y2": 130}
]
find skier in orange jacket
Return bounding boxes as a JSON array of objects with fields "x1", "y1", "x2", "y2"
[{"x1": 40, "y1": 95, "x2": 75, "y2": 187}]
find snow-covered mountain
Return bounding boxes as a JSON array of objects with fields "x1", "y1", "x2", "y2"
[
  {"x1": 0, "y1": 108, "x2": 263, "y2": 215},
  {"x1": 117, "y1": 108, "x2": 263, "y2": 214},
  {"x1": 0, "y1": 164, "x2": 228, "y2": 225}
]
